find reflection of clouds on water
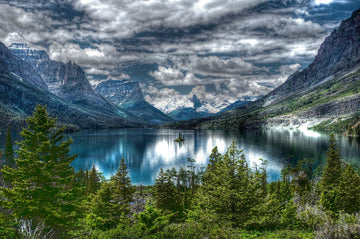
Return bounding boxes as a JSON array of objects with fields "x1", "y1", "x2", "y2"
[{"x1": 66, "y1": 128, "x2": 360, "y2": 185}]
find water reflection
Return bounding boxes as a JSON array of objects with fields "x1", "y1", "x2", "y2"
[
  {"x1": 1, "y1": 128, "x2": 359, "y2": 185},
  {"x1": 68, "y1": 128, "x2": 360, "y2": 185}
]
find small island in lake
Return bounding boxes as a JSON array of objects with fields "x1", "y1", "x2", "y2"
[{"x1": 174, "y1": 132, "x2": 184, "y2": 142}]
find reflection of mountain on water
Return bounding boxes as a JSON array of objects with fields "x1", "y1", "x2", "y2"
[{"x1": 68, "y1": 128, "x2": 360, "y2": 185}]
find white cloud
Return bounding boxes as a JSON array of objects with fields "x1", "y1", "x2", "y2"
[
  {"x1": 149, "y1": 66, "x2": 202, "y2": 85},
  {"x1": 313, "y1": 0, "x2": 348, "y2": 5}
]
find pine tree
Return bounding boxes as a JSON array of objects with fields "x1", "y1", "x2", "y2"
[
  {"x1": 87, "y1": 158, "x2": 135, "y2": 229},
  {"x1": 86, "y1": 164, "x2": 101, "y2": 195},
  {"x1": 4, "y1": 126, "x2": 15, "y2": 168},
  {"x1": 0, "y1": 104, "x2": 79, "y2": 236},
  {"x1": 337, "y1": 164, "x2": 360, "y2": 213},
  {"x1": 193, "y1": 141, "x2": 260, "y2": 226},
  {"x1": 111, "y1": 158, "x2": 135, "y2": 217},
  {"x1": 87, "y1": 181, "x2": 117, "y2": 230},
  {"x1": 320, "y1": 133, "x2": 343, "y2": 213},
  {"x1": 320, "y1": 133, "x2": 342, "y2": 191},
  {"x1": 154, "y1": 168, "x2": 181, "y2": 212}
]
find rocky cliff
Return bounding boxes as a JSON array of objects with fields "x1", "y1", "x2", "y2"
[
  {"x1": 95, "y1": 79, "x2": 173, "y2": 124},
  {"x1": 0, "y1": 42, "x2": 146, "y2": 128},
  {"x1": 0, "y1": 43, "x2": 47, "y2": 90},
  {"x1": 9, "y1": 43, "x2": 135, "y2": 120},
  {"x1": 166, "y1": 94, "x2": 213, "y2": 121}
]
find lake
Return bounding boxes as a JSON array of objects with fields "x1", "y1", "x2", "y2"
[
  {"x1": 68, "y1": 128, "x2": 360, "y2": 185},
  {"x1": 1, "y1": 128, "x2": 360, "y2": 185}
]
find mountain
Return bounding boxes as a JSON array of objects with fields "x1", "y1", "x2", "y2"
[
  {"x1": 167, "y1": 94, "x2": 213, "y2": 121},
  {"x1": 0, "y1": 43, "x2": 47, "y2": 90},
  {"x1": 191, "y1": 94, "x2": 201, "y2": 109},
  {"x1": 95, "y1": 79, "x2": 173, "y2": 124},
  {"x1": 217, "y1": 96, "x2": 258, "y2": 114},
  {"x1": 167, "y1": 107, "x2": 211, "y2": 121},
  {"x1": 0, "y1": 42, "x2": 145, "y2": 129},
  {"x1": 9, "y1": 43, "x2": 138, "y2": 120},
  {"x1": 165, "y1": 9, "x2": 360, "y2": 130}
]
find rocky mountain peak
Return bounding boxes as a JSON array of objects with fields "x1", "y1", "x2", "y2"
[
  {"x1": 263, "y1": 8, "x2": 360, "y2": 106},
  {"x1": 191, "y1": 94, "x2": 201, "y2": 109},
  {"x1": 95, "y1": 79, "x2": 144, "y2": 104},
  {"x1": 9, "y1": 43, "x2": 50, "y2": 63},
  {"x1": 0, "y1": 42, "x2": 48, "y2": 90},
  {"x1": 95, "y1": 79, "x2": 173, "y2": 124}
]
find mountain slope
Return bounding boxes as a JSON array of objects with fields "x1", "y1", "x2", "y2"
[
  {"x1": 9, "y1": 43, "x2": 137, "y2": 120},
  {"x1": 167, "y1": 107, "x2": 211, "y2": 121},
  {"x1": 0, "y1": 42, "x2": 145, "y2": 128},
  {"x1": 95, "y1": 79, "x2": 174, "y2": 124},
  {"x1": 0, "y1": 73, "x2": 144, "y2": 129},
  {"x1": 165, "y1": 9, "x2": 360, "y2": 130},
  {"x1": 0, "y1": 43, "x2": 47, "y2": 90},
  {"x1": 166, "y1": 94, "x2": 213, "y2": 121}
]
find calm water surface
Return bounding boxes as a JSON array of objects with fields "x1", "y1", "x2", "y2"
[
  {"x1": 68, "y1": 128, "x2": 360, "y2": 185},
  {"x1": 1, "y1": 128, "x2": 359, "y2": 185}
]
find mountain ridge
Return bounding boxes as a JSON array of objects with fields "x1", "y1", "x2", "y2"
[
  {"x1": 164, "y1": 8, "x2": 360, "y2": 131},
  {"x1": 95, "y1": 79, "x2": 174, "y2": 124},
  {"x1": 0, "y1": 42, "x2": 147, "y2": 129}
]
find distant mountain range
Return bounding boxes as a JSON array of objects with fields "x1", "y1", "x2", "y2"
[
  {"x1": 3, "y1": 8, "x2": 360, "y2": 131},
  {"x1": 165, "y1": 9, "x2": 360, "y2": 131},
  {"x1": 0, "y1": 43, "x2": 174, "y2": 129},
  {"x1": 166, "y1": 94, "x2": 213, "y2": 121},
  {"x1": 95, "y1": 79, "x2": 173, "y2": 124}
]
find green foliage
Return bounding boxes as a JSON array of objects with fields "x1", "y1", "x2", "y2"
[
  {"x1": 4, "y1": 126, "x2": 15, "y2": 168},
  {"x1": 320, "y1": 133, "x2": 342, "y2": 191},
  {"x1": 153, "y1": 158, "x2": 202, "y2": 217},
  {"x1": 87, "y1": 164, "x2": 101, "y2": 195},
  {"x1": 315, "y1": 213, "x2": 360, "y2": 239},
  {"x1": 191, "y1": 140, "x2": 267, "y2": 227},
  {"x1": 111, "y1": 158, "x2": 136, "y2": 216},
  {"x1": 85, "y1": 158, "x2": 135, "y2": 230},
  {"x1": 0, "y1": 104, "x2": 79, "y2": 237},
  {"x1": 2, "y1": 106, "x2": 360, "y2": 238},
  {"x1": 337, "y1": 164, "x2": 360, "y2": 213},
  {"x1": 318, "y1": 133, "x2": 360, "y2": 214},
  {"x1": 311, "y1": 113, "x2": 360, "y2": 135},
  {"x1": 137, "y1": 206, "x2": 173, "y2": 234}
]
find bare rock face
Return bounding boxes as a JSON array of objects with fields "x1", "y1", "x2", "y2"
[
  {"x1": 265, "y1": 9, "x2": 360, "y2": 104},
  {"x1": 0, "y1": 43, "x2": 48, "y2": 90},
  {"x1": 95, "y1": 79, "x2": 173, "y2": 124},
  {"x1": 0, "y1": 42, "x2": 146, "y2": 128},
  {"x1": 10, "y1": 44, "x2": 108, "y2": 108},
  {"x1": 9, "y1": 43, "x2": 138, "y2": 119}
]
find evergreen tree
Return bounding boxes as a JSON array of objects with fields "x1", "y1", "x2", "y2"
[
  {"x1": 86, "y1": 164, "x2": 101, "y2": 195},
  {"x1": 86, "y1": 181, "x2": 117, "y2": 230},
  {"x1": 320, "y1": 133, "x2": 342, "y2": 191},
  {"x1": 111, "y1": 158, "x2": 136, "y2": 217},
  {"x1": 0, "y1": 104, "x2": 79, "y2": 236},
  {"x1": 86, "y1": 158, "x2": 135, "y2": 230},
  {"x1": 320, "y1": 133, "x2": 343, "y2": 213},
  {"x1": 4, "y1": 126, "x2": 15, "y2": 168},
  {"x1": 192, "y1": 141, "x2": 261, "y2": 226},
  {"x1": 337, "y1": 164, "x2": 360, "y2": 213}
]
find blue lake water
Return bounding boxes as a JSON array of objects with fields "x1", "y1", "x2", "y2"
[
  {"x1": 2, "y1": 128, "x2": 360, "y2": 185},
  {"x1": 68, "y1": 128, "x2": 360, "y2": 185}
]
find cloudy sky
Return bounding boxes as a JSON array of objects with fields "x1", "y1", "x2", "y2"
[{"x1": 1, "y1": 0, "x2": 359, "y2": 113}]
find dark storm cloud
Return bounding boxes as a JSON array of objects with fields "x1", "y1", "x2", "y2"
[{"x1": 0, "y1": 0, "x2": 359, "y2": 112}]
